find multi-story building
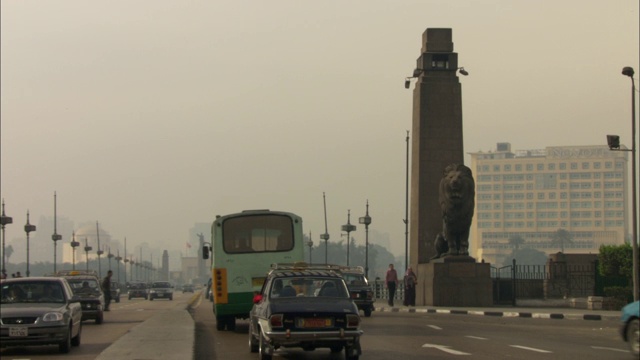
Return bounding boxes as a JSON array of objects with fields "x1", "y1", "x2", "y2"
[{"x1": 469, "y1": 143, "x2": 629, "y2": 265}]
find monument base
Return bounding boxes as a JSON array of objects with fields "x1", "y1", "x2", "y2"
[{"x1": 416, "y1": 257, "x2": 493, "y2": 307}]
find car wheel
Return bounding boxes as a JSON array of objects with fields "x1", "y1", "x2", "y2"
[
  {"x1": 59, "y1": 325, "x2": 72, "y2": 353},
  {"x1": 364, "y1": 308, "x2": 372, "y2": 317},
  {"x1": 170, "y1": 296, "x2": 173, "y2": 301},
  {"x1": 215, "y1": 315, "x2": 225, "y2": 331},
  {"x1": 329, "y1": 345, "x2": 343, "y2": 353},
  {"x1": 627, "y1": 318, "x2": 639, "y2": 357},
  {"x1": 71, "y1": 322, "x2": 82, "y2": 346},
  {"x1": 248, "y1": 323, "x2": 259, "y2": 353},
  {"x1": 129, "y1": 296, "x2": 132, "y2": 300},
  {"x1": 344, "y1": 346, "x2": 359, "y2": 360},
  {"x1": 96, "y1": 312, "x2": 104, "y2": 324},
  {"x1": 116, "y1": 297, "x2": 120, "y2": 303},
  {"x1": 258, "y1": 329, "x2": 272, "y2": 360},
  {"x1": 150, "y1": 297, "x2": 154, "y2": 301},
  {"x1": 226, "y1": 316, "x2": 236, "y2": 331}
]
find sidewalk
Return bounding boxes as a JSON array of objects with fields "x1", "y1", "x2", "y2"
[{"x1": 372, "y1": 300, "x2": 621, "y2": 321}]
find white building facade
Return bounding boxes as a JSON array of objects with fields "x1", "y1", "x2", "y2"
[{"x1": 469, "y1": 143, "x2": 629, "y2": 265}]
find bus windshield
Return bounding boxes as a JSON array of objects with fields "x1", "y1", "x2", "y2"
[{"x1": 222, "y1": 214, "x2": 294, "y2": 253}]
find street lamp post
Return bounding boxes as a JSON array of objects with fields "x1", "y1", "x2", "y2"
[
  {"x1": 70, "y1": 231, "x2": 80, "y2": 270},
  {"x1": 115, "y1": 250, "x2": 122, "y2": 284},
  {"x1": 606, "y1": 66, "x2": 639, "y2": 302},
  {"x1": 320, "y1": 192, "x2": 330, "y2": 265},
  {"x1": 24, "y1": 210, "x2": 36, "y2": 277},
  {"x1": 84, "y1": 238, "x2": 92, "y2": 272},
  {"x1": 107, "y1": 247, "x2": 113, "y2": 271},
  {"x1": 404, "y1": 131, "x2": 410, "y2": 272},
  {"x1": 51, "y1": 192, "x2": 62, "y2": 273},
  {"x1": 341, "y1": 210, "x2": 357, "y2": 267},
  {"x1": 96, "y1": 222, "x2": 103, "y2": 279},
  {"x1": 307, "y1": 231, "x2": 313, "y2": 264},
  {"x1": 359, "y1": 200, "x2": 372, "y2": 278},
  {"x1": 0, "y1": 200, "x2": 12, "y2": 275},
  {"x1": 124, "y1": 237, "x2": 128, "y2": 284}
]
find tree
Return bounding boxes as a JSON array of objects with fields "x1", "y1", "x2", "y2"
[
  {"x1": 598, "y1": 243, "x2": 633, "y2": 278},
  {"x1": 5, "y1": 245, "x2": 13, "y2": 263},
  {"x1": 550, "y1": 228, "x2": 573, "y2": 253},
  {"x1": 504, "y1": 248, "x2": 548, "y2": 267},
  {"x1": 508, "y1": 235, "x2": 525, "y2": 251}
]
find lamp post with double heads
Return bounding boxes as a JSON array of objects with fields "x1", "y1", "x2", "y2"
[
  {"x1": 115, "y1": 250, "x2": 122, "y2": 284},
  {"x1": 320, "y1": 192, "x2": 330, "y2": 265},
  {"x1": 24, "y1": 211, "x2": 36, "y2": 277},
  {"x1": 341, "y1": 210, "x2": 356, "y2": 267},
  {"x1": 70, "y1": 231, "x2": 80, "y2": 270},
  {"x1": 307, "y1": 231, "x2": 313, "y2": 264},
  {"x1": 0, "y1": 200, "x2": 12, "y2": 275},
  {"x1": 84, "y1": 238, "x2": 92, "y2": 272},
  {"x1": 51, "y1": 192, "x2": 62, "y2": 273},
  {"x1": 359, "y1": 200, "x2": 372, "y2": 279},
  {"x1": 607, "y1": 66, "x2": 639, "y2": 302}
]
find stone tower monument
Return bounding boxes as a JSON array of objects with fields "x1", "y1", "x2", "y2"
[
  {"x1": 409, "y1": 28, "x2": 466, "y2": 265},
  {"x1": 408, "y1": 28, "x2": 492, "y2": 307}
]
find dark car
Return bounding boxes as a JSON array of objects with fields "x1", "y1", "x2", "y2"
[
  {"x1": 340, "y1": 267, "x2": 374, "y2": 317},
  {"x1": 149, "y1": 281, "x2": 173, "y2": 301},
  {"x1": 182, "y1": 284, "x2": 195, "y2": 293},
  {"x1": 1, "y1": 277, "x2": 83, "y2": 353},
  {"x1": 57, "y1": 270, "x2": 104, "y2": 324},
  {"x1": 127, "y1": 282, "x2": 148, "y2": 300},
  {"x1": 249, "y1": 263, "x2": 363, "y2": 360},
  {"x1": 110, "y1": 282, "x2": 121, "y2": 303},
  {"x1": 620, "y1": 300, "x2": 639, "y2": 357}
]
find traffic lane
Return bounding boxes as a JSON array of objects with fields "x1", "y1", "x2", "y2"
[
  {"x1": 193, "y1": 297, "x2": 630, "y2": 360},
  {"x1": 363, "y1": 311, "x2": 628, "y2": 360},
  {"x1": 0, "y1": 291, "x2": 193, "y2": 360}
]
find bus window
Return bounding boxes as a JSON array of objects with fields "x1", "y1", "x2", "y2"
[{"x1": 222, "y1": 214, "x2": 294, "y2": 253}]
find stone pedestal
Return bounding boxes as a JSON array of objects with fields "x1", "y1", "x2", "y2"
[{"x1": 417, "y1": 256, "x2": 493, "y2": 307}]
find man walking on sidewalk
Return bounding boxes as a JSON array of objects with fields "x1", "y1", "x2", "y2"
[
  {"x1": 102, "y1": 270, "x2": 113, "y2": 311},
  {"x1": 385, "y1": 264, "x2": 398, "y2": 306}
]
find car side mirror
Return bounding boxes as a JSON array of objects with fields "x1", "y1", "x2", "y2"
[{"x1": 253, "y1": 294, "x2": 263, "y2": 304}]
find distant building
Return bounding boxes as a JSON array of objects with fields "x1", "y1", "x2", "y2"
[
  {"x1": 180, "y1": 256, "x2": 199, "y2": 284},
  {"x1": 469, "y1": 143, "x2": 629, "y2": 265}
]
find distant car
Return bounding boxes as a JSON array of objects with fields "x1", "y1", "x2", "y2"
[
  {"x1": 56, "y1": 270, "x2": 105, "y2": 324},
  {"x1": 149, "y1": 281, "x2": 173, "y2": 301},
  {"x1": 127, "y1": 282, "x2": 148, "y2": 300},
  {"x1": 249, "y1": 263, "x2": 363, "y2": 360},
  {"x1": 620, "y1": 300, "x2": 639, "y2": 357},
  {"x1": 0, "y1": 277, "x2": 83, "y2": 353},
  {"x1": 182, "y1": 284, "x2": 195, "y2": 293},
  {"x1": 207, "y1": 278, "x2": 213, "y2": 302},
  {"x1": 110, "y1": 281, "x2": 121, "y2": 303},
  {"x1": 340, "y1": 267, "x2": 374, "y2": 317}
]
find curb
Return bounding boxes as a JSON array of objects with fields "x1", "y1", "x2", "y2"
[{"x1": 374, "y1": 305, "x2": 619, "y2": 321}]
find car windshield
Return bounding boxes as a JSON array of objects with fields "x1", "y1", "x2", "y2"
[
  {"x1": 270, "y1": 277, "x2": 348, "y2": 299},
  {"x1": 342, "y1": 273, "x2": 368, "y2": 286},
  {"x1": 67, "y1": 278, "x2": 101, "y2": 295},
  {"x1": 1, "y1": 281, "x2": 65, "y2": 304},
  {"x1": 129, "y1": 283, "x2": 146, "y2": 289},
  {"x1": 152, "y1": 282, "x2": 171, "y2": 288}
]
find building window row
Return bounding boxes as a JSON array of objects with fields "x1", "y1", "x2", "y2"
[{"x1": 478, "y1": 162, "x2": 623, "y2": 173}]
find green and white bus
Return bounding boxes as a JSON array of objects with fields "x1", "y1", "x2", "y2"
[{"x1": 203, "y1": 209, "x2": 305, "y2": 331}]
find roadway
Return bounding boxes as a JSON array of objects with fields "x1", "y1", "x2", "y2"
[
  {"x1": 191, "y1": 296, "x2": 631, "y2": 360},
  {"x1": 0, "y1": 290, "x2": 197, "y2": 360}
]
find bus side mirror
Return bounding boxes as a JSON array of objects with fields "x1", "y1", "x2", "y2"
[{"x1": 202, "y1": 246, "x2": 209, "y2": 259}]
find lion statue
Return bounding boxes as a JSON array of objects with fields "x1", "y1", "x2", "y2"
[{"x1": 432, "y1": 163, "x2": 475, "y2": 259}]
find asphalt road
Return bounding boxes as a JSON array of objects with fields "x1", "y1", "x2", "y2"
[
  {"x1": 192, "y1": 295, "x2": 632, "y2": 360},
  {"x1": 0, "y1": 290, "x2": 196, "y2": 360}
]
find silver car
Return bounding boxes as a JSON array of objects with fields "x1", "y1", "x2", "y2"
[{"x1": 0, "y1": 277, "x2": 83, "y2": 353}]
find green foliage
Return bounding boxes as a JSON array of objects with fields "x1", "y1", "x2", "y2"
[
  {"x1": 598, "y1": 243, "x2": 633, "y2": 278},
  {"x1": 503, "y1": 248, "x2": 548, "y2": 267},
  {"x1": 603, "y1": 286, "x2": 633, "y2": 309},
  {"x1": 550, "y1": 228, "x2": 573, "y2": 253}
]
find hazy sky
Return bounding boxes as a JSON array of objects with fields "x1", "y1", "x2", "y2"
[{"x1": 2, "y1": 0, "x2": 638, "y2": 258}]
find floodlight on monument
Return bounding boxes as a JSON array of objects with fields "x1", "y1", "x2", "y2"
[
  {"x1": 607, "y1": 135, "x2": 621, "y2": 150},
  {"x1": 458, "y1": 67, "x2": 469, "y2": 76},
  {"x1": 405, "y1": 67, "x2": 468, "y2": 88}
]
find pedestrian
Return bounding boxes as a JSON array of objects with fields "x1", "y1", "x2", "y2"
[
  {"x1": 403, "y1": 266, "x2": 417, "y2": 307},
  {"x1": 11, "y1": 273, "x2": 16, "y2": 278},
  {"x1": 385, "y1": 263, "x2": 398, "y2": 307},
  {"x1": 102, "y1": 270, "x2": 113, "y2": 311},
  {"x1": 1, "y1": 270, "x2": 7, "y2": 279},
  {"x1": 16, "y1": 271, "x2": 22, "y2": 278}
]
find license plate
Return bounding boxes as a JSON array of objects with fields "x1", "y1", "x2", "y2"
[
  {"x1": 300, "y1": 318, "x2": 331, "y2": 328},
  {"x1": 9, "y1": 327, "x2": 28, "y2": 337}
]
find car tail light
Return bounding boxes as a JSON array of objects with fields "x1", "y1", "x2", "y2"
[
  {"x1": 346, "y1": 314, "x2": 359, "y2": 329},
  {"x1": 270, "y1": 314, "x2": 283, "y2": 328}
]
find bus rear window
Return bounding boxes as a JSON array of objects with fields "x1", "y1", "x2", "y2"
[{"x1": 222, "y1": 214, "x2": 294, "y2": 254}]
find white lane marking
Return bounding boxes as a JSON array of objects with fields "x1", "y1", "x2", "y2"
[
  {"x1": 422, "y1": 343, "x2": 471, "y2": 355},
  {"x1": 510, "y1": 345, "x2": 552, "y2": 353},
  {"x1": 591, "y1": 346, "x2": 629, "y2": 353},
  {"x1": 427, "y1": 325, "x2": 442, "y2": 330},
  {"x1": 465, "y1": 336, "x2": 488, "y2": 340}
]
